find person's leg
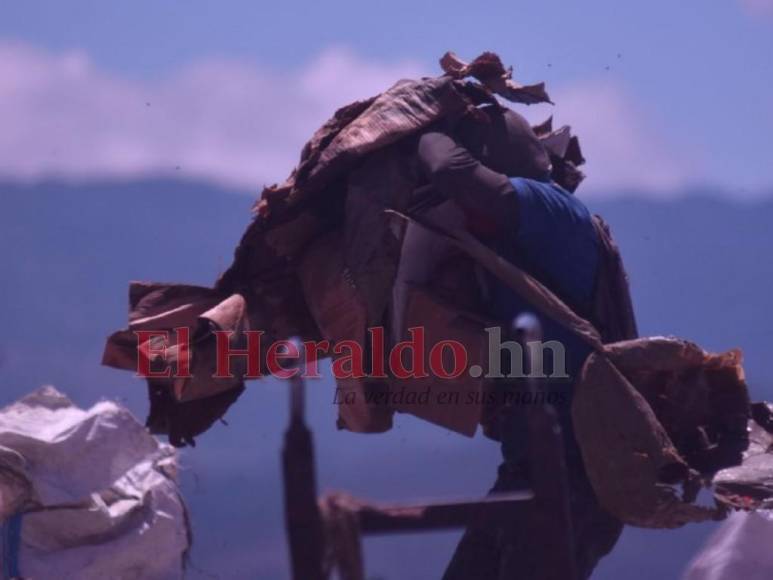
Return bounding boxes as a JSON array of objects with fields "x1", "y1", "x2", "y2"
[
  {"x1": 442, "y1": 523, "x2": 503, "y2": 580},
  {"x1": 444, "y1": 335, "x2": 622, "y2": 579},
  {"x1": 447, "y1": 406, "x2": 623, "y2": 580},
  {"x1": 495, "y1": 473, "x2": 622, "y2": 580},
  {"x1": 563, "y1": 451, "x2": 623, "y2": 579},
  {"x1": 442, "y1": 461, "x2": 530, "y2": 580}
]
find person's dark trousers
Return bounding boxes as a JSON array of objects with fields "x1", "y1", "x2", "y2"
[{"x1": 442, "y1": 391, "x2": 623, "y2": 580}]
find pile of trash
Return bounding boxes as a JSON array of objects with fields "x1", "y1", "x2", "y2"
[{"x1": 102, "y1": 51, "x2": 773, "y2": 530}]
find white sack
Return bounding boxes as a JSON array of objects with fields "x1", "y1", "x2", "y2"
[
  {"x1": 683, "y1": 510, "x2": 773, "y2": 580},
  {"x1": 0, "y1": 386, "x2": 189, "y2": 580}
]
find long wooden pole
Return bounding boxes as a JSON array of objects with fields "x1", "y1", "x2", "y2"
[{"x1": 281, "y1": 343, "x2": 325, "y2": 580}]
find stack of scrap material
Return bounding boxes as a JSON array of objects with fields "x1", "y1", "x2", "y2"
[
  {"x1": 0, "y1": 386, "x2": 189, "y2": 579},
  {"x1": 103, "y1": 51, "x2": 773, "y2": 529},
  {"x1": 103, "y1": 51, "x2": 582, "y2": 439}
]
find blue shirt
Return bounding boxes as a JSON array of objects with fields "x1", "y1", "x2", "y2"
[
  {"x1": 487, "y1": 178, "x2": 599, "y2": 462},
  {"x1": 490, "y1": 177, "x2": 599, "y2": 321}
]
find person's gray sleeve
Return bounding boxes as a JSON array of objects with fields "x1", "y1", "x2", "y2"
[{"x1": 417, "y1": 131, "x2": 518, "y2": 231}]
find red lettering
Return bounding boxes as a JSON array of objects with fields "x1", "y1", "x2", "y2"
[
  {"x1": 174, "y1": 327, "x2": 192, "y2": 377},
  {"x1": 389, "y1": 327, "x2": 428, "y2": 379},
  {"x1": 303, "y1": 339, "x2": 330, "y2": 378},
  {"x1": 266, "y1": 339, "x2": 300, "y2": 379},
  {"x1": 214, "y1": 330, "x2": 263, "y2": 378},
  {"x1": 331, "y1": 340, "x2": 365, "y2": 379},
  {"x1": 429, "y1": 340, "x2": 467, "y2": 379},
  {"x1": 134, "y1": 330, "x2": 172, "y2": 378},
  {"x1": 369, "y1": 326, "x2": 387, "y2": 379}
]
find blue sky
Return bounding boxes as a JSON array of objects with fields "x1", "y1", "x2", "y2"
[{"x1": 1, "y1": 0, "x2": 772, "y2": 195}]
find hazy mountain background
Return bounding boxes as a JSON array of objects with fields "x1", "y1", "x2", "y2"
[{"x1": 2, "y1": 179, "x2": 772, "y2": 579}]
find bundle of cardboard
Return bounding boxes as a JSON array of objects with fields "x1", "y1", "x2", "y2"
[{"x1": 103, "y1": 52, "x2": 773, "y2": 529}]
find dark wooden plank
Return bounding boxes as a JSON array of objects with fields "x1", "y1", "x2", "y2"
[{"x1": 359, "y1": 491, "x2": 533, "y2": 534}]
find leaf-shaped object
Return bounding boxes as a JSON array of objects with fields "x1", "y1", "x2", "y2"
[
  {"x1": 532, "y1": 116, "x2": 554, "y2": 137},
  {"x1": 439, "y1": 51, "x2": 552, "y2": 105}
]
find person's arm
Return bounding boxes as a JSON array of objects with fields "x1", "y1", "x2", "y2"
[{"x1": 417, "y1": 131, "x2": 518, "y2": 233}]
